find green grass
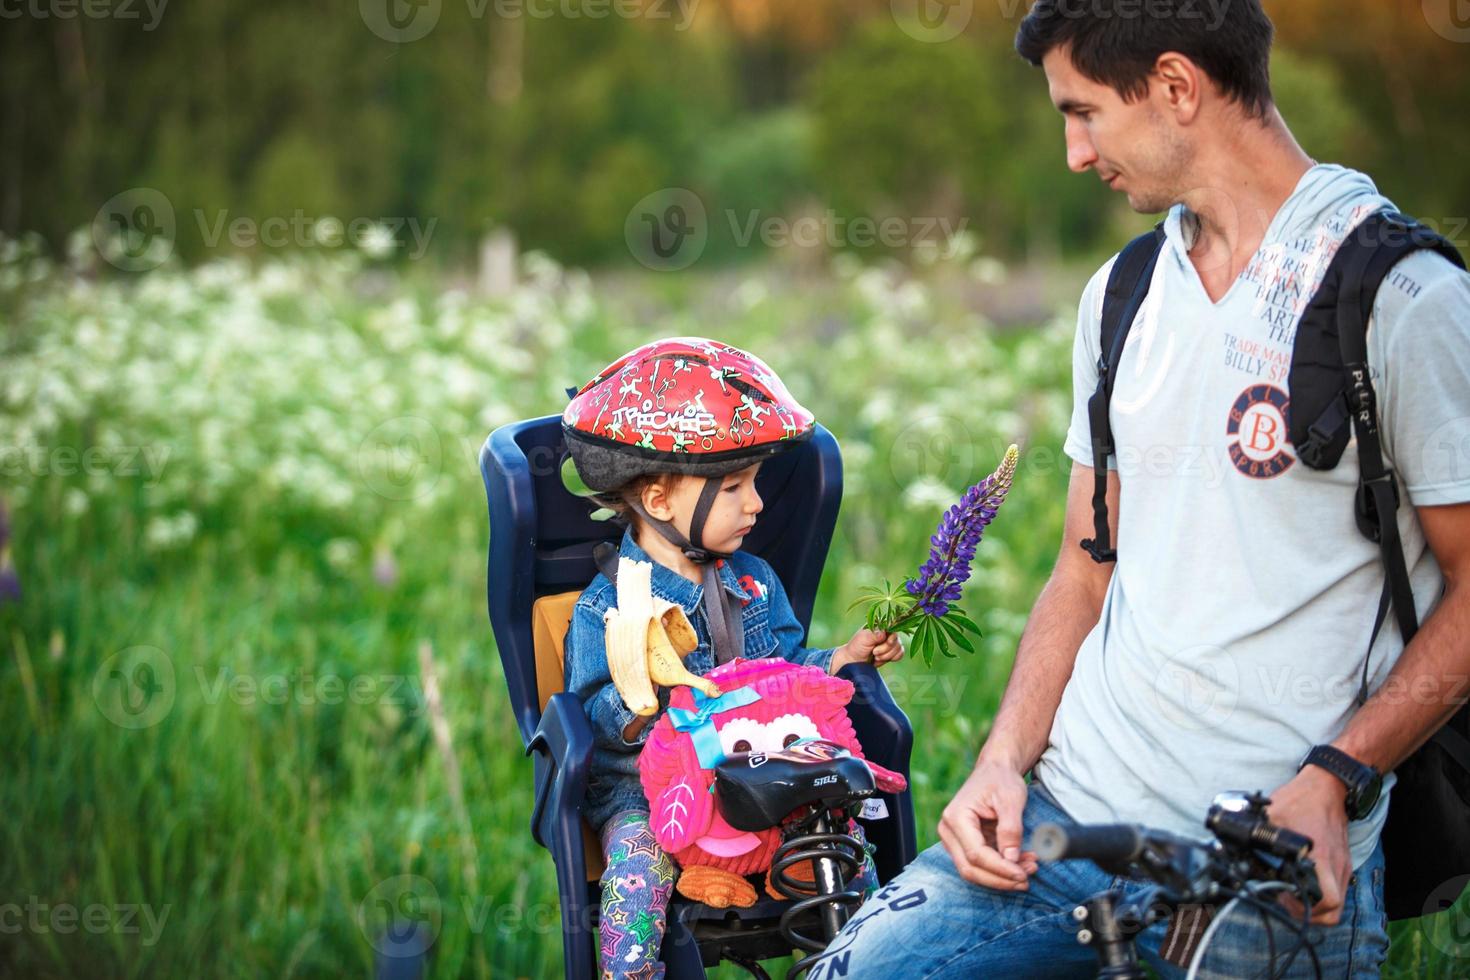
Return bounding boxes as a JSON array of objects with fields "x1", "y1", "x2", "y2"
[{"x1": 1, "y1": 246, "x2": 1466, "y2": 977}]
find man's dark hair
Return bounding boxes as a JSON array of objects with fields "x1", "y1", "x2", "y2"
[{"x1": 1015, "y1": 0, "x2": 1276, "y2": 118}]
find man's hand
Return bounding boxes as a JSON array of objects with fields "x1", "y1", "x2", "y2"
[
  {"x1": 937, "y1": 756, "x2": 1039, "y2": 890},
  {"x1": 1266, "y1": 765, "x2": 1352, "y2": 925},
  {"x1": 831, "y1": 629, "x2": 904, "y2": 673}
]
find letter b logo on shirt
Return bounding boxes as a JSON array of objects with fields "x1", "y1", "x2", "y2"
[{"x1": 1227, "y1": 384, "x2": 1295, "y2": 479}]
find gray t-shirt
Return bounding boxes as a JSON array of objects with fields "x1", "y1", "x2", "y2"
[{"x1": 1036, "y1": 164, "x2": 1470, "y2": 869}]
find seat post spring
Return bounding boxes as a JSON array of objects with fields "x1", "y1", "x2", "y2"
[{"x1": 771, "y1": 806, "x2": 865, "y2": 978}]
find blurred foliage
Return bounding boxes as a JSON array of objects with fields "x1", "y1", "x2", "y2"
[
  {"x1": 809, "y1": 22, "x2": 1004, "y2": 225},
  {"x1": 1270, "y1": 48, "x2": 1364, "y2": 168},
  {"x1": 2, "y1": 0, "x2": 1467, "y2": 267}
]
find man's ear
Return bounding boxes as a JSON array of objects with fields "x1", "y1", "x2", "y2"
[{"x1": 1152, "y1": 52, "x2": 1203, "y2": 124}]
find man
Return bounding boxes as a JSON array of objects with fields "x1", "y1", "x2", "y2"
[{"x1": 824, "y1": 2, "x2": 1470, "y2": 976}]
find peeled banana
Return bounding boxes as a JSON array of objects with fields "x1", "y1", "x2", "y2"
[
  {"x1": 604, "y1": 558, "x2": 657, "y2": 714},
  {"x1": 604, "y1": 558, "x2": 721, "y2": 716}
]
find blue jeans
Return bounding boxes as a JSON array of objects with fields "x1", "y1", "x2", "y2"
[{"x1": 809, "y1": 781, "x2": 1388, "y2": 979}]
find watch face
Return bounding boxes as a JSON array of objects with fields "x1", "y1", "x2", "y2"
[{"x1": 1353, "y1": 774, "x2": 1383, "y2": 821}]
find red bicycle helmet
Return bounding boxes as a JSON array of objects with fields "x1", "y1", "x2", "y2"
[{"x1": 563, "y1": 337, "x2": 815, "y2": 493}]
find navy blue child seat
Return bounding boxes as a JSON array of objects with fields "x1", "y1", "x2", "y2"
[{"x1": 480, "y1": 415, "x2": 918, "y2": 978}]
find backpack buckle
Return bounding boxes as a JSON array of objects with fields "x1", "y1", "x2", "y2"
[
  {"x1": 1297, "y1": 438, "x2": 1327, "y2": 471},
  {"x1": 1354, "y1": 473, "x2": 1401, "y2": 543}
]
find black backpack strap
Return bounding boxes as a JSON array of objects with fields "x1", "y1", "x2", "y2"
[
  {"x1": 1082, "y1": 224, "x2": 1167, "y2": 563},
  {"x1": 1312, "y1": 213, "x2": 1467, "y2": 702},
  {"x1": 592, "y1": 541, "x2": 620, "y2": 586},
  {"x1": 1294, "y1": 211, "x2": 1467, "y2": 471}
]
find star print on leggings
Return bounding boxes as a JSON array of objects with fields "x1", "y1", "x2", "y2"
[
  {"x1": 650, "y1": 857, "x2": 676, "y2": 885},
  {"x1": 624, "y1": 824, "x2": 662, "y2": 862},
  {"x1": 628, "y1": 909, "x2": 658, "y2": 945}
]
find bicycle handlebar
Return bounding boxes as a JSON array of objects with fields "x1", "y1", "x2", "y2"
[
  {"x1": 1033, "y1": 792, "x2": 1326, "y2": 979},
  {"x1": 1031, "y1": 821, "x2": 1145, "y2": 865}
]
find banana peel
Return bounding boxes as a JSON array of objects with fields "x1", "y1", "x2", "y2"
[{"x1": 604, "y1": 557, "x2": 721, "y2": 716}]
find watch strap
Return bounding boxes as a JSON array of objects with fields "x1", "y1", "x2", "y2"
[{"x1": 1301, "y1": 745, "x2": 1379, "y2": 818}]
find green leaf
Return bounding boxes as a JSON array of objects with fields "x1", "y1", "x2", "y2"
[
  {"x1": 932, "y1": 618, "x2": 954, "y2": 659},
  {"x1": 946, "y1": 608, "x2": 983, "y2": 636},
  {"x1": 937, "y1": 616, "x2": 975, "y2": 653},
  {"x1": 561, "y1": 456, "x2": 598, "y2": 497},
  {"x1": 913, "y1": 618, "x2": 934, "y2": 669}
]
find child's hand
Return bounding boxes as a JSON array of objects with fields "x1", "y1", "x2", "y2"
[{"x1": 831, "y1": 629, "x2": 904, "y2": 673}]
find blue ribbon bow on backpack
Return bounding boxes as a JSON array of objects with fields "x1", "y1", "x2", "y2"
[{"x1": 667, "y1": 686, "x2": 762, "y2": 769}]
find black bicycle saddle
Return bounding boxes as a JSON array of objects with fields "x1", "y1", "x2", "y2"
[{"x1": 713, "y1": 739, "x2": 878, "y2": 832}]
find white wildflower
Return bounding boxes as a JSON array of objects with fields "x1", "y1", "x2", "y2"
[
  {"x1": 356, "y1": 223, "x2": 396, "y2": 259},
  {"x1": 733, "y1": 278, "x2": 768, "y2": 311},
  {"x1": 143, "y1": 512, "x2": 199, "y2": 551},
  {"x1": 64, "y1": 488, "x2": 89, "y2": 516},
  {"x1": 903, "y1": 476, "x2": 957, "y2": 511},
  {"x1": 313, "y1": 216, "x2": 345, "y2": 248},
  {"x1": 970, "y1": 257, "x2": 1008, "y2": 285},
  {"x1": 324, "y1": 537, "x2": 361, "y2": 571},
  {"x1": 943, "y1": 230, "x2": 978, "y2": 264}
]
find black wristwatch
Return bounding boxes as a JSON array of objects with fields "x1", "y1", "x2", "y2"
[{"x1": 1299, "y1": 745, "x2": 1383, "y2": 821}]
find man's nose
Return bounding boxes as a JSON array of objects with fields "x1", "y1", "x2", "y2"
[
  {"x1": 746, "y1": 487, "x2": 763, "y2": 515},
  {"x1": 1065, "y1": 121, "x2": 1098, "y2": 174}
]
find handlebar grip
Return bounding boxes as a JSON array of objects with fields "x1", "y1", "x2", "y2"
[{"x1": 1032, "y1": 821, "x2": 1144, "y2": 864}]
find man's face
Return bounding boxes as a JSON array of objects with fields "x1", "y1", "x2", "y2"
[{"x1": 1042, "y1": 46, "x2": 1193, "y2": 215}]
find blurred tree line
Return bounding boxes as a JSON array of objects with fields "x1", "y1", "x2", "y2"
[{"x1": 2, "y1": 0, "x2": 1466, "y2": 267}]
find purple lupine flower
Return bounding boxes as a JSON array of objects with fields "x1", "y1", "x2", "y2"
[
  {"x1": 905, "y1": 446, "x2": 1019, "y2": 618},
  {"x1": 0, "y1": 498, "x2": 18, "y2": 605},
  {"x1": 372, "y1": 544, "x2": 399, "y2": 589}
]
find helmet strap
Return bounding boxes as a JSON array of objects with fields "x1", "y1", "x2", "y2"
[
  {"x1": 625, "y1": 476, "x2": 743, "y2": 663},
  {"x1": 625, "y1": 477, "x2": 732, "y2": 563},
  {"x1": 686, "y1": 476, "x2": 724, "y2": 559}
]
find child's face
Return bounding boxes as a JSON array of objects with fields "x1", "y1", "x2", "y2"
[{"x1": 646, "y1": 462, "x2": 764, "y2": 554}]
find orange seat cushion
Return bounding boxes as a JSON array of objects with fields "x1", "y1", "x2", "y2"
[{"x1": 532, "y1": 592, "x2": 607, "y2": 881}]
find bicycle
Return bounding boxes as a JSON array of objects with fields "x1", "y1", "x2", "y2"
[{"x1": 1032, "y1": 791, "x2": 1326, "y2": 979}]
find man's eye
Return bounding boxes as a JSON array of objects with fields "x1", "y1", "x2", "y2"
[{"x1": 723, "y1": 484, "x2": 740, "y2": 493}]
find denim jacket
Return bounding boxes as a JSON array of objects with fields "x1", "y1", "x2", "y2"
[{"x1": 564, "y1": 528, "x2": 836, "y2": 834}]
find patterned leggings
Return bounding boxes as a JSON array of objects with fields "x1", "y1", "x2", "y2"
[
  {"x1": 598, "y1": 810, "x2": 678, "y2": 980},
  {"x1": 597, "y1": 809, "x2": 880, "y2": 980}
]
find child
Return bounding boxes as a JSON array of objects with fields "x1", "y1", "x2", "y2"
[{"x1": 562, "y1": 338, "x2": 903, "y2": 979}]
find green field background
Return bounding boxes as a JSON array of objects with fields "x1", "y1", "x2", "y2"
[{"x1": 2, "y1": 239, "x2": 1467, "y2": 977}]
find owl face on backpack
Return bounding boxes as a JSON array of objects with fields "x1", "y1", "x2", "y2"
[{"x1": 636, "y1": 658, "x2": 906, "y2": 907}]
